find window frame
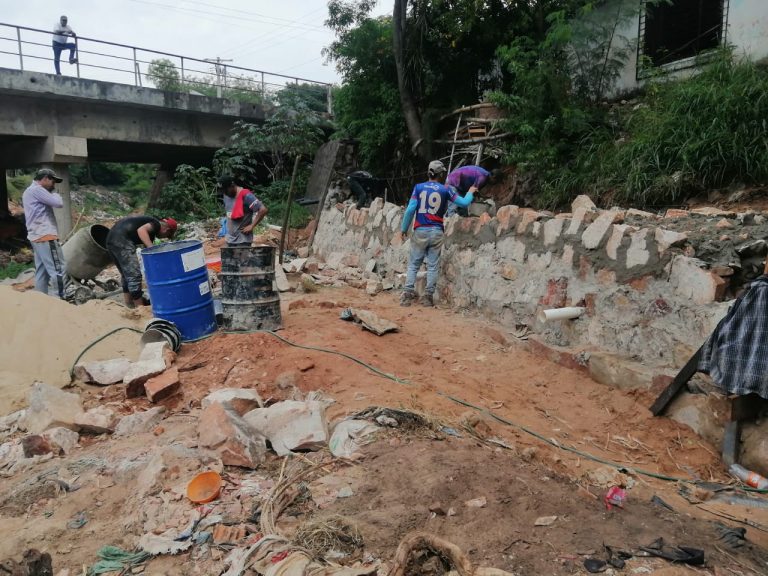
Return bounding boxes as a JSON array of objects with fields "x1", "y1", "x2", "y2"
[{"x1": 636, "y1": 0, "x2": 730, "y2": 80}]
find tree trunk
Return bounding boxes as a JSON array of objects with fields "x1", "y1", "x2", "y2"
[
  {"x1": 392, "y1": 0, "x2": 425, "y2": 157},
  {"x1": 147, "y1": 164, "x2": 175, "y2": 209}
]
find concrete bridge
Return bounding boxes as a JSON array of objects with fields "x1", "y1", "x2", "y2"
[{"x1": 0, "y1": 67, "x2": 270, "y2": 234}]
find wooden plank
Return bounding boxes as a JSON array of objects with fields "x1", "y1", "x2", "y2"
[{"x1": 649, "y1": 346, "x2": 703, "y2": 416}]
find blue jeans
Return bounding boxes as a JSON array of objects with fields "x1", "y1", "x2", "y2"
[
  {"x1": 32, "y1": 239, "x2": 67, "y2": 298},
  {"x1": 405, "y1": 227, "x2": 444, "y2": 295},
  {"x1": 52, "y1": 41, "x2": 77, "y2": 75}
]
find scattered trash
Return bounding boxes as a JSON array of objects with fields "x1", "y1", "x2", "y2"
[
  {"x1": 583, "y1": 558, "x2": 607, "y2": 573},
  {"x1": 639, "y1": 537, "x2": 704, "y2": 565},
  {"x1": 186, "y1": 470, "x2": 222, "y2": 504},
  {"x1": 66, "y1": 511, "x2": 88, "y2": 529},
  {"x1": 138, "y1": 533, "x2": 193, "y2": 555},
  {"x1": 441, "y1": 426, "x2": 462, "y2": 437},
  {"x1": 375, "y1": 415, "x2": 399, "y2": 428},
  {"x1": 340, "y1": 308, "x2": 399, "y2": 335},
  {"x1": 243, "y1": 400, "x2": 329, "y2": 456},
  {"x1": 716, "y1": 522, "x2": 747, "y2": 549},
  {"x1": 729, "y1": 463, "x2": 768, "y2": 489},
  {"x1": 329, "y1": 419, "x2": 381, "y2": 459},
  {"x1": 604, "y1": 486, "x2": 627, "y2": 510},
  {"x1": 88, "y1": 546, "x2": 150, "y2": 575},
  {"x1": 534, "y1": 515, "x2": 557, "y2": 526},
  {"x1": 465, "y1": 496, "x2": 487, "y2": 508}
]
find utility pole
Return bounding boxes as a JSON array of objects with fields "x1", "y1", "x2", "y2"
[{"x1": 204, "y1": 56, "x2": 233, "y2": 98}]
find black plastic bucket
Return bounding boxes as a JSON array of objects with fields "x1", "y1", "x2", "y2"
[{"x1": 220, "y1": 245, "x2": 283, "y2": 331}]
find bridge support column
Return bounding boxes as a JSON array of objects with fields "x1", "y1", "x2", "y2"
[
  {"x1": 43, "y1": 164, "x2": 73, "y2": 239},
  {"x1": 148, "y1": 164, "x2": 176, "y2": 209}
]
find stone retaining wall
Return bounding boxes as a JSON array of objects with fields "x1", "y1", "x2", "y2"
[{"x1": 311, "y1": 195, "x2": 768, "y2": 373}]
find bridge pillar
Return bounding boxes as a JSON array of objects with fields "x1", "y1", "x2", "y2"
[{"x1": 148, "y1": 164, "x2": 176, "y2": 209}]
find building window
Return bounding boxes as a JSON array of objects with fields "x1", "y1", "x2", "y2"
[{"x1": 640, "y1": 0, "x2": 728, "y2": 70}]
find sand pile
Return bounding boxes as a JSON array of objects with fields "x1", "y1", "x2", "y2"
[{"x1": 0, "y1": 286, "x2": 144, "y2": 413}]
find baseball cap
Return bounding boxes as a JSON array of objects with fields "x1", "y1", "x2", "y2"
[
  {"x1": 161, "y1": 217, "x2": 178, "y2": 236},
  {"x1": 428, "y1": 160, "x2": 446, "y2": 176},
  {"x1": 217, "y1": 175, "x2": 235, "y2": 190},
  {"x1": 34, "y1": 168, "x2": 63, "y2": 183}
]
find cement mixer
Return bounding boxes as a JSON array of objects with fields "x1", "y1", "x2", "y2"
[{"x1": 61, "y1": 224, "x2": 120, "y2": 303}]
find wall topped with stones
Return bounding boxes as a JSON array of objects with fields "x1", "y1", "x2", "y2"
[{"x1": 311, "y1": 194, "x2": 768, "y2": 373}]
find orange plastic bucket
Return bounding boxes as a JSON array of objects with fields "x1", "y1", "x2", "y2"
[
  {"x1": 186, "y1": 470, "x2": 222, "y2": 504},
  {"x1": 206, "y1": 256, "x2": 222, "y2": 273}
]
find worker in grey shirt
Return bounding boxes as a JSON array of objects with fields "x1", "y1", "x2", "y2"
[
  {"x1": 218, "y1": 176, "x2": 268, "y2": 247},
  {"x1": 22, "y1": 168, "x2": 69, "y2": 298},
  {"x1": 52, "y1": 15, "x2": 77, "y2": 75}
]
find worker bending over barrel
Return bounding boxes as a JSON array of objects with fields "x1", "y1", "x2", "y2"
[
  {"x1": 106, "y1": 215, "x2": 177, "y2": 308},
  {"x1": 218, "y1": 175, "x2": 268, "y2": 247}
]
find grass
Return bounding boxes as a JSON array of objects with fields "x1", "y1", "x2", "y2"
[{"x1": 518, "y1": 51, "x2": 768, "y2": 209}]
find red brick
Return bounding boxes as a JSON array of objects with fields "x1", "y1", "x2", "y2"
[
  {"x1": 628, "y1": 275, "x2": 651, "y2": 292},
  {"x1": 578, "y1": 256, "x2": 592, "y2": 281},
  {"x1": 144, "y1": 368, "x2": 180, "y2": 403},
  {"x1": 539, "y1": 277, "x2": 568, "y2": 308},
  {"x1": 596, "y1": 269, "x2": 617, "y2": 286}
]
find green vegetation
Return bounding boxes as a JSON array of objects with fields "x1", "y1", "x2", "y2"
[
  {"x1": 156, "y1": 88, "x2": 323, "y2": 227},
  {"x1": 0, "y1": 261, "x2": 32, "y2": 280},
  {"x1": 5, "y1": 174, "x2": 29, "y2": 203},
  {"x1": 324, "y1": 1, "x2": 766, "y2": 210}
]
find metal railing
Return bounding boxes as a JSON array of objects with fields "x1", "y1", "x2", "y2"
[{"x1": 0, "y1": 22, "x2": 333, "y2": 113}]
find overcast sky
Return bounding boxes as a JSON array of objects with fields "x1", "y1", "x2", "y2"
[{"x1": 0, "y1": 0, "x2": 390, "y2": 87}]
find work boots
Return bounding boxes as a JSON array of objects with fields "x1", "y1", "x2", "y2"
[
  {"x1": 399, "y1": 290, "x2": 417, "y2": 307},
  {"x1": 420, "y1": 293, "x2": 435, "y2": 307}
]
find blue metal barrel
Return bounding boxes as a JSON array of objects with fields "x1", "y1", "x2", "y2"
[{"x1": 141, "y1": 240, "x2": 217, "y2": 341}]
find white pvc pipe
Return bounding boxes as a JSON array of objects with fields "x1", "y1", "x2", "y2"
[{"x1": 538, "y1": 306, "x2": 586, "y2": 323}]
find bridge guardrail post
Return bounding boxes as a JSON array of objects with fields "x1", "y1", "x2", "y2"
[
  {"x1": 327, "y1": 85, "x2": 333, "y2": 115},
  {"x1": 16, "y1": 26, "x2": 23, "y2": 70},
  {"x1": 75, "y1": 38, "x2": 80, "y2": 78}
]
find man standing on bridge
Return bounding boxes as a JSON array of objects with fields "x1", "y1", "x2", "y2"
[
  {"x1": 52, "y1": 15, "x2": 77, "y2": 75},
  {"x1": 106, "y1": 215, "x2": 177, "y2": 308}
]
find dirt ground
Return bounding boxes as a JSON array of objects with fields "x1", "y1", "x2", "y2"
[{"x1": 1, "y1": 284, "x2": 768, "y2": 575}]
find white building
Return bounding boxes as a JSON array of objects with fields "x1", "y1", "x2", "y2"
[{"x1": 606, "y1": 0, "x2": 768, "y2": 94}]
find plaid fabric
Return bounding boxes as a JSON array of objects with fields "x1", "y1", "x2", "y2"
[{"x1": 698, "y1": 275, "x2": 768, "y2": 399}]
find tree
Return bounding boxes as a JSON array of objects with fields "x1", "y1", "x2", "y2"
[
  {"x1": 393, "y1": 0, "x2": 424, "y2": 156},
  {"x1": 147, "y1": 58, "x2": 181, "y2": 92}
]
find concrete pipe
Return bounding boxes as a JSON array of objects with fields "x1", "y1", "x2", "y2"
[{"x1": 62, "y1": 224, "x2": 113, "y2": 280}]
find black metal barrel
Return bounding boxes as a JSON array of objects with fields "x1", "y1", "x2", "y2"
[{"x1": 220, "y1": 245, "x2": 283, "y2": 331}]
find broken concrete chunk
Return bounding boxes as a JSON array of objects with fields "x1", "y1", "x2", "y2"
[
  {"x1": 202, "y1": 388, "x2": 264, "y2": 416},
  {"x1": 73, "y1": 358, "x2": 133, "y2": 385},
  {"x1": 20, "y1": 383, "x2": 84, "y2": 434},
  {"x1": 243, "y1": 400, "x2": 329, "y2": 457},
  {"x1": 75, "y1": 406, "x2": 117, "y2": 434},
  {"x1": 283, "y1": 258, "x2": 308, "y2": 274},
  {"x1": 41, "y1": 427, "x2": 80, "y2": 455},
  {"x1": 124, "y1": 342, "x2": 175, "y2": 398},
  {"x1": 21, "y1": 435, "x2": 55, "y2": 457},
  {"x1": 114, "y1": 407, "x2": 166, "y2": 437},
  {"x1": 199, "y1": 403, "x2": 267, "y2": 468},
  {"x1": 144, "y1": 368, "x2": 181, "y2": 403},
  {"x1": 365, "y1": 279, "x2": 383, "y2": 296},
  {"x1": 364, "y1": 259, "x2": 377, "y2": 274}
]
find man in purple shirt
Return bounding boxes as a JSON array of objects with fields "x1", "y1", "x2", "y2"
[
  {"x1": 445, "y1": 165, "x2": 500, "y2": 216},
  {"x1": 22, "y1": 168, "x2": 68, "y2": 298}
]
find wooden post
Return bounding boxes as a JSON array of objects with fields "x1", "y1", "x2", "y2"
[{"x1": 279, "y1": 155, "x2": 301, "y2": 264}]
